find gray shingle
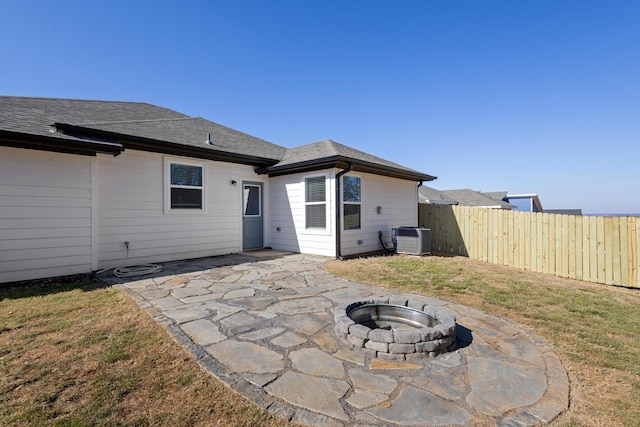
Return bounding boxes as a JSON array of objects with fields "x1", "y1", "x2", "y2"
[
  {"x1": 0, "y1": 96, "x2": 285, "y2": 162},
  {"x1": 1, "y1": 97, "x2": 435, "y2": 181},
  {"x1": 440, "y1": 189, "x2": 515, "y2": 208},
  {"x1": 418, "y1": 186, "x2": 457, "y2": 204},
  {"x1": 74, "y1": 117, "x2": 286, "y2": 161},
  {"x1": 266, "y1": 139, "x2": 435, "y2": 181}
]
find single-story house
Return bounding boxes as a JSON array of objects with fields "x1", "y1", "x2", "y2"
[{"x1": 0, "y1": 96, "x2": 435, "y2": 283}]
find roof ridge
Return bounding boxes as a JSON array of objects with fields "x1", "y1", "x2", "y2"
[
  {"x1": 320, "y1": 139, "x2": 340, "y2": 155},
  {"x1": 69, "y1": 117, "x2": 196, "y2": 126},
  {"x1": 2, "y1": 95, "x2": 157, "y2": 106}
]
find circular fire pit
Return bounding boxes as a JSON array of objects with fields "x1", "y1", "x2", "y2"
[{"x1": 334, "y1": 298, "x2": 457, "y2": 360}]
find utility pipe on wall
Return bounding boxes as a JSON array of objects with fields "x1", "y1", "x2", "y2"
[{"x1": 335, "y1": 162, "x2": 354, "y2": 259}]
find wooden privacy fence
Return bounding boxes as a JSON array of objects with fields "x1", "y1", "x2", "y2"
[{"x1": 418, "y1": 204, "x2": 639, "y2": 288}]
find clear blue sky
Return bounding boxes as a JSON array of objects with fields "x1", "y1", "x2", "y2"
[{"x1": 2, "y1": 1, "x2": 638, "y2": 214}]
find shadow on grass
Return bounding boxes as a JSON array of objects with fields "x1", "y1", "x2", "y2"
[{"x1": 0, "y1": 274, "x2": 111, "y2": 300}]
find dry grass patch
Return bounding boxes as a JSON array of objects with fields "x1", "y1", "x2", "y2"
[
  {"x1": 324, "y1": 254, "x2": 640, "y2": 427},
  {"x1": 0, "y1": 280, "x2": 291, "y2": 427}
]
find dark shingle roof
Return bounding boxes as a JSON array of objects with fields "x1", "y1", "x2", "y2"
[
  {"x1": 1, "y1": 96, "x2": 434, "y2": 181},
  {"x1": 262, "y1": 139, "x2": 436, "y2": 181},
  {"x1": 418, "y1": 186, "x2": 458, "y2": 204},
  {"x1": 0, "y1": 96, "x2": 159, "y2": 154},
  {"x1": 61, "y1": 116, "x2": 286, "y2": 162},
  {"x1": 0, "y1": 96, "x2": 285, "y2": 164},
  {"x1": 0, "y1": 96, "x2": 185, "y2": 135},
  {"x1": 440, "y1": 189, "x2": 515, "y2": 208},
  {"x1": 482, "y1": 191, "x2": 509, "y2": 202}
]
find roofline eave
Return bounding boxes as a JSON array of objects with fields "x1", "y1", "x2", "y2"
[
  {"x1": 0, "y1": 129, "x2": 124, "y2": 156},
  {"x1": 54, "y1": 123, "x2": 279, "y2": 168},
  {"x1": 258, "y1": 156, "x2": 436, "y2": 182}
]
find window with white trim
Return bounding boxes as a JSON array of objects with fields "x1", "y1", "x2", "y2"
[
  {"x1": 168, "y1": 161, "x2": 204, "y2": 210},
  {"x1": 305, "y1": 176, "x2": 326, "y2": 229},
  {"x1": 343, "y1": 175, "x2": 361, "y2": 230}
]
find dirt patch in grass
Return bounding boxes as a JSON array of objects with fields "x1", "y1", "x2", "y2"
[
  {"x1": 0, "y1": 280, "x2": 291, "y2": 427},
  {"x1": 324, "y1": 254, "x2": 640, "y2": 427}
]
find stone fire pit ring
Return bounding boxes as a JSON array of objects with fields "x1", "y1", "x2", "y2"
[{"x1": 334, "y1": 297, "x2": 458, "y2": 360}]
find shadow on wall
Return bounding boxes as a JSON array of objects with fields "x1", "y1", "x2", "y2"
[
  {"x1": 418, "y1": 204, "x2": 469, "y2": 257},
  {"x1": 269, "y1": 189, "x2": 301, "y2": 254}
]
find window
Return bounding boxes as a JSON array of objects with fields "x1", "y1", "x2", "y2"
[
  {"x1": 168, "y1": 162, "x2": 204, "y2": 210},
  {"x1": 243, "y1": 184, "x2": 261, "y2": 216},
  {"x1": 343, "y1": 175, "x2": 361, "y2": 230},
  {"x1": 305, "y1": 176, "x2": 326, "y2": 229}
]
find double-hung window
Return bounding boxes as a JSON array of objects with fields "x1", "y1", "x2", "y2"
[
  {"x1": 343, "y1": 175, "x2": 361, "y2": 230},
  {"x1": 167, "y1": 161, "x2": 204, "y2": 210},
  {"x1": 305, "y1": 176, "x2": 326, "y2": 229}
]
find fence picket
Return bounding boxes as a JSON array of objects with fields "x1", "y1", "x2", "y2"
[
  {"x1": 575, "y1": 215, "x2": 583, "y2": 281},
  {"x1": 612, "y1": 217, "x2": 621, "y2": 286},
  {"x1": 620, "y1": 217, "x2": 629, "y2": 286},
  {"x1": 590, "y1": 216, "x2": 598, "y2": 282},
  {"x1": 569, "y1": 215, "x2": 577, "y2": 279},
  {"x1": 542, "y1": 214, "x2": 551, "y2": 274},
  {"x1": 605, "y1": 217, "x2": 614, "y2": 285},
  {"x1": 629, "y1": 217, "x2": 637, "y2": 287},
  {"x1": 561, "y1": 215, "x2": 570, "y2": 278}
]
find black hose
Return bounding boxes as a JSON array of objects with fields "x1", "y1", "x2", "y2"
[{"x1": 379, "y1": 230, "x2": 394, "y2": 253}]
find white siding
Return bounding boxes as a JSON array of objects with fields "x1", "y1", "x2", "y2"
[
  {"x1": 340, "y1": 172, "x2": 419, "y2": 256},
  {"x1": 0, "y1": 147, "x2": 94, "y2": 282},
  {"x1": 96, "y1": 150, "x2": 262, "y2": 269},
  {"x1": 268, "y1": 170, "x2": 419, "y2": 258},
  {"x1": 268, "y1": 171, "x2": 337, "y2": 257},
  {"x1": 0, "y1": 144, "x2": 421, "y2": 282}
]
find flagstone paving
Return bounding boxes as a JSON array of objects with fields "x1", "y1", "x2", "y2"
[{"x1": 99, "y1": 252, "x2": 569, "y2": 426}]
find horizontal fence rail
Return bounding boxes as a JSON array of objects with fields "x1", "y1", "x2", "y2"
[{"x1": 418, "y1": 204, "x2": 639, "y2": 288}]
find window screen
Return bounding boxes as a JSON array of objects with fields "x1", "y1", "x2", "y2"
[
  {"x1": 170, "y1": 163, "x2": 203, "y2": 209},
  {"x1": 305, "y1": 176, "x2": 326, "y2": 203},
  {"x1": 343, "y1": 176, "x2": 361, "y2": 230},
  {"x1": 343, "y1": 203, "x2": 361, "y2": 230},
  {"x1": 305, "y1": 176, "x2": 326, "y2": 229}
]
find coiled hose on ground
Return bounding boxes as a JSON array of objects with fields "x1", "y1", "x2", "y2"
[{"x1": 97, "y1": 244, "x2": 162, "y2": 277}]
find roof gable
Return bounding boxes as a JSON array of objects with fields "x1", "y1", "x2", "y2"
[{"x1": 262, "y1": 139, "x2": 435, "y2": 182}]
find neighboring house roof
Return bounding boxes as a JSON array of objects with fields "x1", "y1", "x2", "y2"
[
  {"x1": 441, "y1": 189, "x2": 515, "y2": 209},
  {"x1": 419, "y1": 186, "x2": 515, "y2": 209},
  {"x1": 0, "y1": 96, "x2": 434, "y2": 182},
  {"x1": 261, "y1": 139, "x2": 436, "y2": 181},
  {"x1": 506, "y1": 193, "x2": 543, "y2": 212},
  {"x1": 418, "y1": 186, "x2": 457, "y2": 205},
  {"x1": 544, "y1": 209, "x2": 583, "y2": 215},
  {"x1": 482, "y1": 191, "x2": 509, "y2": 202}
]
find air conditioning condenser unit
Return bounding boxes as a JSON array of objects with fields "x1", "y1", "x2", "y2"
[{"x1": 392, "y1": 226, "x2": 431, "y2": 255}]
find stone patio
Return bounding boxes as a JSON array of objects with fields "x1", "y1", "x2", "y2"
[{"x1": 98, "y1": 251, "x2": 569, "y2": 426}]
